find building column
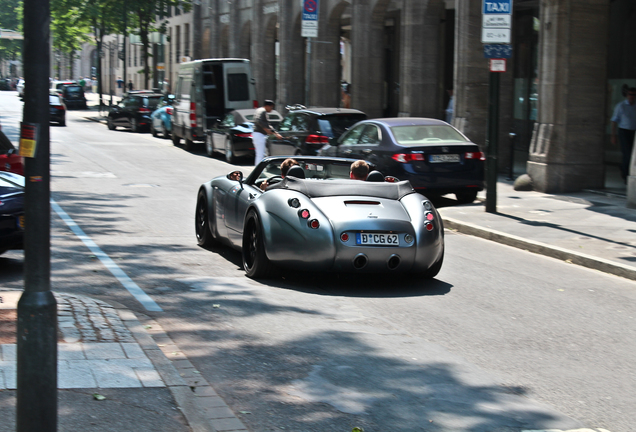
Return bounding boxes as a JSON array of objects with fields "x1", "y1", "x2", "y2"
[
  {"x1": 527, "y1": 1, "x2": 608, "y2": 193},
  {"x1": 228, "y1": 0, "x2": 240, "y2": 57},
  {"x1": 351, "y1": 0, "x2": 383, "y2": 118},
  {"x1": 400, "y1": 0, "x2": 444, "y2": 117},
  {"x1": 278, "y1": 0, "x2": 305, "y2": 109},
  {"x1": 309, "y1": 3, "x2": 342, "y2": 108},
  {"x1": 453, "y1": 0, "x2": 489, "y2": 146},
  {"x1": 252, "y1": 2, "x2": 278, "y2": 103}
]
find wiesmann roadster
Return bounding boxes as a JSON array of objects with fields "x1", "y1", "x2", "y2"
[{"x1": 195, "y1": 156, "x2": 444, "y2": 279}]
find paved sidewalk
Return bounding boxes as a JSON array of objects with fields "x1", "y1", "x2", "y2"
[
  {"x1": 0, "y1": 290, "x2": 249, "y2": 432},
  {"x1": 438, "y1": 177, "x2": 636, "y2": 281}
]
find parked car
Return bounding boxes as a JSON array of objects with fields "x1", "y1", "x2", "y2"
[
  {"x1": 0, "y1": 79, "x2": 11, "y2": 91},
  {"x1": 172, "y1": 58, "x2": 257, "y2": 150},
  {"x1": 107, "y1": 92, "x2": 164, "y2": 132},
  {"x1": 16, "y1": 79, "x2": 25, "y2": 98},
  {"x1": 266, "y1": 107, "x2": 367, "y2": 157},
  {"x1": 195, "y1": 156, "x2": 444, "y2": 279},
  {"x1": 319, "y1": 117, "x2": 485, "y2": 203},
  {"x1": 205, "y1": 108, "x2": 282, "y2": 163},
  {"x1": 49, "y1": 93, "x2": 67, "y2": 126},
  {"x1": 0, "y1": 129, "x2": 24, "y2": 176},
  {"x1": 0, "y1": 171, "x2": 25, "y2": 255},
  {"x1": 50, "y1": 80, "x2": 75, "y2": 95},
  {"x1": 60, "y1": 84, "x2": 87, "y2": 109},
  {"x1": 150, "y1": 95, "x2": 176, "y2": 139}
]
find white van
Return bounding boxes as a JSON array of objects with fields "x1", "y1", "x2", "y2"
[{"x1": 171, "y1": 58, "x2": 257, "y2": 150}]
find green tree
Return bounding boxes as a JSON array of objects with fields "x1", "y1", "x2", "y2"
[
  {"x1": 0, "y1": 0, "x2": 22, "y2": 77},
  {"x1": 51, "y1": 0, "x2": 92, "y2": 79}
]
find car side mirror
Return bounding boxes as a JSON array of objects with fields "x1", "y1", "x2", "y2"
[{"x1": 227, "y1": 171, "x2": 243, "y2": 183}]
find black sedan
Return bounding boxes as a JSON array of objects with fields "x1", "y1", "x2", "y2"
[
  {"x1": 319, "y1": 118, "x2": 485, "y2": 203},
  {"x1": 49, "y1": 93, "x2": 66, "y2": 126},
  {"x1": 205, "y1": 109, "x2": 282, "y2": 163},
  {"x1": 0, "y1": 171, "x2": 24, "y2": 255},
  {"x1": 107, "y1": 92, "x2": 164, "y2": 133}
]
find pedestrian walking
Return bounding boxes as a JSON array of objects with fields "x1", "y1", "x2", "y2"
[
  {"x1": 127, "y1": 80, "x2": 134, "y2": 92},
  {"x1": 611, "y1": 87, "x2": 636, "y2": 181},
  {"x1": 252, "y1": 100, "x2": 282, "y2": 165}
]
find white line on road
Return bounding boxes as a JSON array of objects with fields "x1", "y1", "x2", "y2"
[{"x1": 50, "y1": 199, "x2": 163, "y2": 312}]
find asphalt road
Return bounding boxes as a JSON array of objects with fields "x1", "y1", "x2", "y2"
[{"x1": 1, "y1": 91, "x2": 635, "y2": 431}]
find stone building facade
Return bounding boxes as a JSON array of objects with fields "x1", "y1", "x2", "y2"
[{"x1": 84, "y1": 0, "x2": 635, "y2": 193}]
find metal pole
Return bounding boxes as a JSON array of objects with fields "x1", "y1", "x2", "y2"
[
  {"x1": 18, "y1": 0, "x2": 57, "y2": 430},
  {"x1": 305, "y1": 37, "x2": 311, "y2": 106},
  {"x1": 485, "y1": 71, "x2": 499, "y2": 213},
  {"x1": 507, "y1": 132, "x2": 516, "y2": 180}
]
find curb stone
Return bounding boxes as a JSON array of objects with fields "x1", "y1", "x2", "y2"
[{"x1": 116, "y1": 307, "x2": 249, "y2": 432}]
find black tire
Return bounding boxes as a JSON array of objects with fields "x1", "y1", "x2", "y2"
[
  {"x1": 184, "y1": 138, "x2": 194, "y2": 151},
  {"x1": 163, "y1": 127, "x2": 170, "y2": 139},
  {"x1": 60, "y1": 118, "x2": 66, "y2": 126},
  {"x1": 172, "y1": 132, "x2": 180, "y2": 146},
  {"x1": 225, "y1": 137, "x2": 236, "y2": 164},
  {"x1": 151, "y1": 123, "x2": 158, "y2": 137},
  {"x1": 131, "y1": 118, "x2": 139, "y2": 133},
  {"x1": 455, "y1": 190, "x2": 478, "y2": 204},
  {"x1": 242, "y1": 210, "x2": 275, "y2": 279},
  {"x1": 421, "y1": 247, "x2": 444, "y2": 279},
  {"x1": 195, "y1": 190, "x2": 216, "y2": 248},
  {"x1": 107, "y1": 117, "x2": 116, "y2": 130}
]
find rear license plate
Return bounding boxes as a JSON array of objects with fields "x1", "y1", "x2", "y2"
[
  {"x1": 356, "y1": 233, "x2": 399, "y2": 246},
  {"x1": 430, "y1": 154, "x2": 460, "y2": 163}
]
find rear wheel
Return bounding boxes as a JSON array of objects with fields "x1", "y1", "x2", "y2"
[
  {"x1": 184, "y1": 138, "x2": 194, "y2": 151},
  {"x1": 172, "y1": 132, "x2": 180, "y2": 146},
  {"x1": 205, "y1": 135, "x2": 215, "y2": 157},
  {"x1": 242, "y1": 210, "x2": 275, "y2": 279},
  {"x1": 59, "y1": 117, "x2": 66, "y2": 126},
  {"x1": 415, "y1": 246, "x2": 444, "y2": 280},
  {"x1": 455, "y1": 190, "x2": 478, "y2": 204},
  {"x1": 195, "y1": 191, "x2": 216, "y2": 248},
  {"x1": 151, "y1": 123, "x2": 158, "y2": 137},
  {"x1": 131, "y1": 118, "x2": 139, "y2": 133},
  {"x1": 225, "y1": 137, "x2": 236, "y2": 164},
  {"x1": 107, "y1": 117, "x2": 116, "y2": 130}
]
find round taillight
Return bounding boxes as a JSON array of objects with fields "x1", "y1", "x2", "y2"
[
  {"x1": 426, "y1": 212, "x2": 434, "y2": 221},
  {"x1": 340, "y1": 233, "x2": 349, "y2": 242},
  {"x1": 309, "y1": 219, "x2": 320, "y2": 229},
  {"x1": 298, "y1": 209, "x2": 310, "y2": 219},
  {"x1": 404, "y1": 234, "x2": 413, "y2": 243},
  {"x1": 425, "y1": 222, "x2": 434, "y2": 232},
  {"x1": 288, "y1": 198, "x2": 300, "y2": 208}
]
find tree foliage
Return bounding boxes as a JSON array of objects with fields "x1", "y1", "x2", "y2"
[{"x1": 0, "y1": 0, "x2": 23, "y2": 72}]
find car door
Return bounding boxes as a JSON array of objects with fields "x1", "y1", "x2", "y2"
[
  {"x1": 111, "y1": 97, "x2": 128, "y2": 126},
  {"x1": 335, "y1": 123, "x2": 366, "y2": 157},
  {"x1": 212, "y1": 113, "x2": 235, "y2": 151},
  {"x1": 350, "y1": 124, "x2": 382, "y2": 163},
  {"x1": 267, "y1": 113, "x2": 294, "y2": 156},
  {"x1": 224, "y1": 180, "x2": 262, "y2": 246}
]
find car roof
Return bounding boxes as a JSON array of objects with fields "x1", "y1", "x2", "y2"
[
  {"x1": 364, "y1": 117, "x2": 450, "y2": 127},
  {"x1": 291, "y1": 107, "x2": 366, "y2": 116}
]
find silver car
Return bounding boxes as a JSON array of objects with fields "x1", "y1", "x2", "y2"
[{"x1": 195, "y1": 156, "x2": 445, "y2": 279}]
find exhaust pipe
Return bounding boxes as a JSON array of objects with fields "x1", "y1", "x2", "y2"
[
  {"x1": 387, "y1": 254, "x2": 401, "y2": 270},
  {"x1": 353, "y1": 254, "x2": 368, "y2": 269}
]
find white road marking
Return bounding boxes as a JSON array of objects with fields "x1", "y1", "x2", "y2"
[{"x1": 51, "y1": 199, "x2": 163, "y2": 312}]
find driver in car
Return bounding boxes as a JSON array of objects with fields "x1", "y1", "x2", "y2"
[{"x1": 260, "y1": 158, "x2": 299, "y2": 190}]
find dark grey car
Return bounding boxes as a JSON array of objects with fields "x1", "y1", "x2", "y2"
[{"x1": 266, "y1": 108, "x2": 367, "y2": 157}]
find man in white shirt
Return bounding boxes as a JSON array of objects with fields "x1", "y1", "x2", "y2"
[
  {"x1": 252, "y1": 100, "x2": 282, "y2": 165},
  {"x1": 611, "y1": 87, "x2": 636, "y2": 181}
]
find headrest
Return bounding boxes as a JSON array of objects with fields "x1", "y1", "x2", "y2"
[
  {"x1": 366, "y1": 170, "x2": 385, "y2": 182},
  {"x1": 286, "y1": 165, "x2": 305, "y2": 179}
]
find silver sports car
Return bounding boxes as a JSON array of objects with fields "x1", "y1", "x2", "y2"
[{"x1": 195, "y1": 156, "x2": 444, "y2": 279}]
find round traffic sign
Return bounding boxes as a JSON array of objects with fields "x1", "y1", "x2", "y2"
[{"x1": 304, "y1": 0, "x2": 317, "y2": 13}]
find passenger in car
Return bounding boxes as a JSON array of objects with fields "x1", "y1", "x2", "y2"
[
  {"x1": 260, "y1": 158, "x2": 299, "y2": 190},
  {"x1": 350, "y1": 160, "x2": 370, "y2": 180}
]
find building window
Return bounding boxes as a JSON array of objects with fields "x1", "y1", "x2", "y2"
[
  {"x1": 176, "y1": 26, "x2": 181, "y2": 62},
  {"x1": 184, "y1": 24, "x2": 190, "y2": 57}
]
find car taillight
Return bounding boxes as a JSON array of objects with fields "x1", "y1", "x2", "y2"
[
  {"x1": 53, "y1": 105, "x2": 64, "y2": 110},
  {"x1": 166, "y1": 107, "x2": 173, "y2": 115},
  {"x1": 235, "y1": 132, "x2": 252, "y2": 138},
  {"x1": 465, "y1": 151, "x2": 486, "y2": 161},
  {"x1": 305, "y1": 134, "x2": 329, "y2": 144},
  {"x1": 138, "y1": 107, "x2": 151, "y2": 113},
  {"x1": 308, "y1": 219, "x2": 320, "y2": 229},
  {"x1": 298, "y1": 209, "x2": 310, "y2": 219},
  {"x1": 190, "y1": 102, "x2": 196, "y2": 128},
  {"x1": 392, "y1": 153, "x2": 425, "y2": 163}
]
